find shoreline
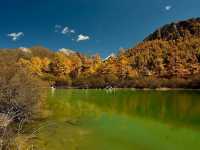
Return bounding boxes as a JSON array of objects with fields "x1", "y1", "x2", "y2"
[{"x1": 51, "y1": 86, "x2": 200, "y2": 91}]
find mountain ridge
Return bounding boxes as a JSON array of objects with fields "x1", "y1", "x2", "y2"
[
  {"x1": 144, "y1": 17, "x2": 200, "y2": 41},
  {"x1": 1, "y1": 17, "x2": 200, "y2": 88}
]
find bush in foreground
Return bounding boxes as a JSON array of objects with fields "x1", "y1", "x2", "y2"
[{"x1": 0, "y1": 63, "x2": 48, "y2": 149}]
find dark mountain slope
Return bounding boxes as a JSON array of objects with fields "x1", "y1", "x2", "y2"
[
  {"x1": 144, "y1": 18, "x2": 200, "y2": 41},
  {"x1": 125, "y1": 18, "x2": 200, "y2": 80}
]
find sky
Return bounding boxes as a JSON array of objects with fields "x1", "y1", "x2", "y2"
[{"x1": 0, "y1": 0, "x2": 200, "y2": 57}]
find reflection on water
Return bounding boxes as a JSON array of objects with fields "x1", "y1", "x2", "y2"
[{"x1": 33, "y1": 89, "x2": 200, "y2": 150}]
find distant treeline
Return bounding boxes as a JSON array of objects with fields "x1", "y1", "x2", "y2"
[
  {"x1": 2, "y1": 18, "x2": 200, "y2": 89},
  {"x1": 0, "y1": 39, "x2": 200, "y2": 89}
]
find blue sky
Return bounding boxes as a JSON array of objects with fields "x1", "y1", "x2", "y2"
[{"x1": 0, "y1": 0, "x2": 200, "y2": 57}]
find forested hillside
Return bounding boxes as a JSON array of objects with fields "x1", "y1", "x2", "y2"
[{"x1": 2, "y1": 18, "x2": 200, "y2": 88}]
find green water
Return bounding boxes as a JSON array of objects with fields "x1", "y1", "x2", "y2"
[{"x1": 33, "y1": 89, "x2": 200, "y2": 150}]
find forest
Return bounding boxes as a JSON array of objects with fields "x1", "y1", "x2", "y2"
[
  {"x1": 1, "y1": 17, "x2": 200, "y2": 149},
  {"x1": 1, "y1": 18, "x2": 200, "y2": 89}
]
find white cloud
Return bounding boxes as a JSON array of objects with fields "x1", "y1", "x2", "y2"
[
  {"x1": 55, "y1": 24, "x2": 62, "y2": 28},
  {"x1": 70, "y1": 29, "x2": 75, "y2": 33},
  {"x1": 62, "y1": 26, "x2": 69, "y2": 34},
  {"x1": 77, "y1": 34, "x2": 90, "y2": 42},
  {"x1": 61, "y1": 26, "x2": 75, "y2": 34},
  {"x1": 55, "y1": 24, "x2": 62, "y2": 32},
  {"x1": 165, "y1": 5, "x2": 172, "y2": 11},
  {"x1": 7, "y1": 32, "x2": 24, "y2": 41},
  {"x1": 55, "y1": 25, "x2": 75, "y2": 34}
]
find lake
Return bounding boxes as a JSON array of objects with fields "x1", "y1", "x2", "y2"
[{"x1": 32, "y1": 89, "x2": 200, "y2": 150}]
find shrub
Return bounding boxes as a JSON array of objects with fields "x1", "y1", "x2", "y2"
[
  {"x1": 0, "y1": 64, "x2": 47, "y2": 123},
  {"x1": 54, "y1": 75, "x2": 72, "y2": 87}
]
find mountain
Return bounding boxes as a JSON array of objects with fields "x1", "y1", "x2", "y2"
[
  {"x1": 1, "y1": 18, "x2": 200, "y2": 88},
  {"x1": 144, "y1": 18, "x2": 200, "y2": 41},
  {"x1": 125, "y1": 18, "x2": 200, "y2": 80},
  {"x1": 58, "y1": 48, "x2": 77, "y2": 56},
  {"x1": 103, "y1": 53, "x2": 116, "y2": 61},
  {"x1": 19, "y1": 47, "x2": 31, "y2": 53}
]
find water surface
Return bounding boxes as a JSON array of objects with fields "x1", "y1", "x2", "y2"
[{"x1": 33, "y1": 89, "x2": 200, "y2": 150}]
